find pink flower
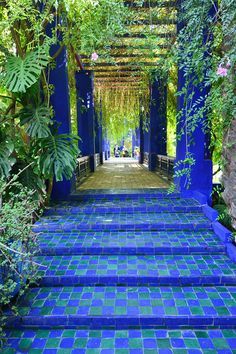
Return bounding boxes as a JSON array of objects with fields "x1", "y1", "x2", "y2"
[
  {"x1": 216, "y1": 65, "x2": 228, "y2": 77},
  {"x1": 226, "y1": 60, "x2": 231, "y2": 69},
  {"x1": 91, "y1": 52, "x2": 99, "y2": 61}
]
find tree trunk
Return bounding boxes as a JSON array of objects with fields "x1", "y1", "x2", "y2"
[{"x1": 222, "y1": 118, "x2": 236, "y2": 229}]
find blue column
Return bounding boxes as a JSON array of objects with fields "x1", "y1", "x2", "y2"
[
  {"x1": 94, "y1": 110, "x2": 100, "y2": 154},
  {"x1": 94, "y1": 108, "x2": 103, "y2": 164},
  {"x1": 175, "y1": 3, "x2": 214, "y2": 198},
  {"x1": 75, "y1": 70, "x2": 95, "y2": 172},
  {"x1": 148, "y1": 78, "x2": 167, "y2": 171},
  {"x1": 98, "y1": 124, "x2": 103, "y2": 164},
  {"x1": 47, "y1": 20, "x2": 72, "y2": 200},
  {"x1": 132, "y1": 128, "x2": 140, "y2": 158},
  {"x1": 139, "y1": 116, "x2": 144, "y2": 164}
]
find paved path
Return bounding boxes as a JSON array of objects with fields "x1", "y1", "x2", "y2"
[{"x1": 78, "y1": 158, "x2": 169, "y2": 190}]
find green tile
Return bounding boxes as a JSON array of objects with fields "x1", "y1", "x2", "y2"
[
  {"x1": 190, "y1": 307, "x2": 204, "y2": 315},
  {"x1": 101, "y1": 338, "x2": 115, "y2": 348},
  {"x1": 165, "y1": 307, "x2": 178, "y2": 315},
  {"x1": 18, "y1": 338, "x2": 32, "y2": 351},
  {"x1": 46, "y1": 338, "x2": 60, "y2": 348},
  {"x1": 2, "y1": 349, "x2": 15, "y2": 354},
  {"x1": 195, "y1": 331, "x2": 209, "y2": 338},
  {"x1": 212, "y1": 338, "x2": 229, "y2": 349},
  {"x1": 156, "y1": 339, "x2": 170, "y2": 348},
  {"x1": 216, "y1": 307, "x2": 230, "y2": 315},
  {"x1": 184, "y1": 338, "x2": 200, "y2": 348},
  {"x1": 74, "y1": 338, "x2": 87, "y2": 348},
  {"x1": 89, "y1": 307, "x2": 102, "y2": 315},
  {"x1": 129, "y1": 338, "x2": 143, "y2": 348},
  {"x1": 168, "y1": 331, "x2": 182, "y2": 338},
  {"x1": 40, "y1": 307, "x2": 53, "y2": 316},
  {"x1": 65, "y1": 307, "x2": 78, "y2": 315}
]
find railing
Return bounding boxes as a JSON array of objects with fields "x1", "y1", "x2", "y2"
[
  {"x1": 156, "y1": 154, "x2": 175, "y2": 180},
  {"x1": 144, "y1": 152, "x2": 149, "y2": 165},
  {"x1": 75, "y1": 156, "x2": 91, "y2": 185}
]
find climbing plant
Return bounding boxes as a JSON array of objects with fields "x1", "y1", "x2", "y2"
[{"x1": 170, "y1": 0, "x2": 236, "y2": 227}]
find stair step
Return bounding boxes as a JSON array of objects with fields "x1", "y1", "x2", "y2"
[
  {"x1": 6, "y1": 286, "x2": 236, "y2": 329},
  {"x1": 33, "y1": 212, "x2": 211, "y2": 232},
  {"x1": 46, "y1": 198, "x2": 201, "y2": 215},
  {"x1": 70, "y1": 189, "x2": 181, "y2": 200},
  {"x1": 38, "y1": 230, "x2": 225, "y2": 255},
  {"x1": 4, "y1": 329, "x2": 236, "y2": 353},
  {"x1": 36, "y1": 255, "x2": 236, "y2": 286}
]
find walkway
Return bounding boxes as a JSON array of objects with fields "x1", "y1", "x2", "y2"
[
  {"x1": 3, "y1": 161, "x2": 236, "y2": 353},
  {"x1": 78, "y1": 158, "x2": 169, "y2": 190}
]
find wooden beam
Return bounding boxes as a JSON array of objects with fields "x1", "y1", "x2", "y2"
[
  {"x1": 129, "y1": 19, "x2": 177, "y2": 25},
  {"x1": 95, "y1": 73, "x2": 142, "y2": 78},
  {"x1": 118, "y1": 32, "x2": 176, "y2": 39},
  {"x1": 81, "y1": 53, "x2": 165, "y2": 59},
  {"x1": 93, "y1": 69, "x2": 142, "y2": 73},
  {"x1": 124, "y1": 1, "x2": 176, "y2": 8},
  {"x1": 85, "y1": 62, "x2": 159, "y2": 68},
  {"x1": 106, "y1": 44, "x2": 172, "y2": 50},
  {"x1": 95, "y1": 77, "x2": 142, "y2": 82}
]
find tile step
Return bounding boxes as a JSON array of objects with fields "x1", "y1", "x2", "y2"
[
  {"x1": 46, "y1": 198, "x2": 201, "y2": 215},
  {"x1": 36, "y1": 255, "x2": 236, "y2": 286},
  {"x1": 69, "y1": 189, "x2": 181, "y2": 200},
  {"x1": 38, "y1": 230, "x2": 225, "y2": 256},
  {"x1": 6, "y1": 286, "x2": 236, "y2": 329},
  {"x1": 33, "y1": 212, "x2": 211, "y2": 232},
  {"x1": 3, "y1": 329, "x2": 236, "y2": 353}
]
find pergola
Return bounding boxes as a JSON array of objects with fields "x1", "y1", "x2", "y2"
[{"x1": 48, "y1": 0, "x2": 213, "y2": 202}]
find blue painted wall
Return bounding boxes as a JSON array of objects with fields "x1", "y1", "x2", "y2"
[
  {"x1": 47, "y1": 19, "x2": 72, "y2": 200},
  {"x1": 175, "y1": 2, "x2": 214, "y2": 198},
  {"x1": 149, "y1": 78, "x2": 167, "y2": 171}
]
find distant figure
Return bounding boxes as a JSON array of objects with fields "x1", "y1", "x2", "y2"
[
  {"x1": 122, "y1": 146, "x2": 129, "y2": 157},
  {"x1": 114, "y1": 144, "x2": 120, "y2": 157}
]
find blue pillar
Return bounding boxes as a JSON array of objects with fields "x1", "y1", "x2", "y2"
[
  {"x1": 95, "y1": 110, "x2": 100, "y2": 154},
  {"x1": 132, "y1": 128, "x2": 140, "y2": 159},
  {"x1": 75, "y1": 70, "x2": 95, "y2": 172},
  {"x1": 175, "y1": 3, "x2": 214, "y2": 198},
  {"x1": 139, "y1": 116, "x2": 144, "y2": 164},
  {"x1": 103, "y1": 137, "x2": 108, "y2": 160},
  {"x1": 47, "y1": 20, "x2": 72, "y2": 200},
  {"x1": 148, "y1": 77, "x2": 167, "y2": 171},
  {"x1": 144, "y1": 124, "x2": 149, "y2": 157},
  {"x1": 95, "y1": 108, "x2": 103, "y2": 164}
]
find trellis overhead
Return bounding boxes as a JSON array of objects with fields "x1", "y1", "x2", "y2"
[{"x1": 79, "y1": 0, "x2": 177, "y2": 89}]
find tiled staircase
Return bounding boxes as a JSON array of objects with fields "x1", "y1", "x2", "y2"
[{"x1": 4, "y1": 190, "x2": 236, "y2": 353}]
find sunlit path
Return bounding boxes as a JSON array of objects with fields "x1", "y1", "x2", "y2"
[{"x1": 78, "y1": 158, "x2": 169, "y2": 190}]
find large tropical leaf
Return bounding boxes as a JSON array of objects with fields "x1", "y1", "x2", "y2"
[
  {"x1": 3, "y1": 49, "x2": 49, "y2": 93},
  {"x1": 0, "y1": 141, "x2": 16, "y2": 179},
  {"x1": 19, "y1": 104, "x2": 53, "y2": 138},
  {"x1": 38, "y1": 134, "x2": 79, "y2": 181}
]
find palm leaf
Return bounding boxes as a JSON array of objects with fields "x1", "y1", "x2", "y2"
[
  {"x1": 19, "y1": 104, "x2": 53, "y2": 138},
  {"x1": 38, "y1": 134, "x2": 79, "y2": 181},
  {"x1": 0, "y1": 142, "x2": 16, "y2": 179},
  {"x1": 4, "y1": 49, "x2": 49, "y2": 93}
]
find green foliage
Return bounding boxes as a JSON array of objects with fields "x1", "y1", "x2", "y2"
[
  {"x1": 65, "y1": 0, "x2": 130, "y2": 55},
  {"x1": 19, "y1": 104, "x2": 53, "y2": 138},
  {"x1": 0, "y1": 182, "x2": 42, "y2": 348},
  {"x1": 36, "y1": 134, "x2": 79, "y2": 182},
  {"x1": 0, "y1": 142, "x2": 16, "y2": 179},
  {"x1": 3, "y1": 49, "x2": 49, "y2": 93}
]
